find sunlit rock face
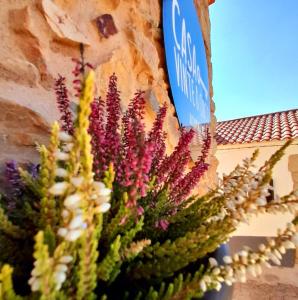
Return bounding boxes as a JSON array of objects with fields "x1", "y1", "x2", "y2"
[{"x1": 0, "y1": 0, "x2": 216, "y2": 193}]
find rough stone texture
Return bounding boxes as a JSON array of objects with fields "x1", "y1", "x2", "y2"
[
  {"x1": 0, "y1": 0, "x2": 216, "y2": 192},
  {"x1": 0, "y1": 98, "x2": 50, "y2": 188}
]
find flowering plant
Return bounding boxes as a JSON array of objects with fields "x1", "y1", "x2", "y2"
[{"x1": 0, "y1": 64, "x2": 297, "y2": 300}]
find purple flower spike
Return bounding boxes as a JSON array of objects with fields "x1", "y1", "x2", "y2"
[{"x1": 55, "y1": 75, "x2": 74, "y2": 135}]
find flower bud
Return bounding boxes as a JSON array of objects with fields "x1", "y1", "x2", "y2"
[
  {"x1": 55, "y1": 168, "x2": 68, "y2": 178},
  {"x1": 65, "y1": 229, "x2": 82, "y2": 241},
  {"x1": 55, "y1": 151, "x2": 70, "y2": 161},
  {"x1": 59, "y1": 256, "x2": 73, "y2": 264},
  {"x1": 49, "y1": 182, "x2": 69, "y2": 195},
  {"x1": 69, "y1": 215, "x2": 84, "y2": 229},
  {"x1": 30, "y1": 278, "x2": 41, "y2": 292},
  {"x1": 209, "y1": 257, "x2": 218, "y2": 267},
  {"x1": 199, "y1": 280, "x2": 207, "y2": 292},
  {"x1": 97, "y1": 202, "x2": 111, "y2": 213},
  {"x1": 64, "y1": 193, "x2": 82, "y2": 208},
  {"x1": 70, "y1": 176, "x2": 84, "y2": 187},
  {"x1": 54, "y1": 271, "x2": 66, "y2": 285},
  {"x1": 57, "y1": 228, "x2": 68, "y2": 237}
]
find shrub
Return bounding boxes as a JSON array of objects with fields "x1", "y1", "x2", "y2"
[{"x1": 0, "y1": 66, "x2": 297, "y2": 300}]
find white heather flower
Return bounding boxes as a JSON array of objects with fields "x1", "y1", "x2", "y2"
[
  {"x1": 31, "y1": 268, "x2": 42, "y2": 277},
  {"x1": 55, "y1": 168, "x2": 68, "y2": 178},
  {"x1": 99, "y1": 187, "x2": 112, "y2": 197},
  {"x1": 30, "y1": 278, "x2": 41, "y2": 292},
  {"x1": 226, "y1": 201, "x2": 235, "y2": 209},
  {"x1": 95, "y1": 195, "x2": 110, "y2": 205},
  {"x1": 28, "y1": 277, "x2": 35, "y2": 285},
  {"x1": 233, "y1": 254, "x2": 239, "y2": 262},
  {"x1": 96, "y1": 202, "x2": 111, "y2": 213},
  {"x1": 199, "y1": 280, "x2": 207, "y2": 292},
  {"x1": 231, "y1": 219, "x2": 239, "y2": 226},
  {"x1": 247, "y1": 265, "x2": 256, "y2": 277},
  {"x1": 55, "y1": 151, "x2": 70, "y2": 161},
  {"x1": 62, "y1": 143, "x2": 74, "y2": 152},
  {"x1": 58, "y1": 131, "x2": 72, "y2": 142},
  {"x1": 240, "y1": 256, "x2": 248, "y2": 265},
  {"x1": 215, "y1": 282, "x2": 222, "y2": 291},
  {"x1": 93, "y1": 181, "x2": 111, "y2": 196},
  {"x1": 278, "y1": 245, "x2": 286, "y2": 254},
  {"x1": 224, "y1": 274, "x2": 234, "y2": 283},
  {"x1": 55, "y1": 264, "x2": 68, "y2": 272},
  {"x1": 239, "y1": 250, "x2": 248, "y2": 257},
  {"x1": 259, "y1": 244, "x2": 266, "y2": 252},
  {"x1": 65, "y1": 229, "x2": 82, "y2": 241},
  {"x1": 208, "y1": 257, "x2": 218, "y2": 267},
  {"x1": 70, "y1": 176, "x2": 84, "y2": 187},
  {"x1": 54, "y1": 271, "x2": 66, "y2": 285},
  {"x1": 59, "y1": 256, "x2": 73, "y2": 264},
  {"x1": 223, "y1": 256, "x2": 233, "y2": 264},
  {"x1": 248, "y1": 203, "x2": 257, "y2": 211},
  {"x1": 268, "y1": 253, "x2": 281, "y2": 265},
  {"x1": 256, "y1": 197, "x2": 267, "y2": 206},
  {"x1": 212, "y1": 267, "x2": 221, "y2": 275},
  {"x1": 93, "y1": 181, "x2": 105, "y2": 188},
  {"x1": 62, "y1": 209, "x2": 70, "y2": 218},
  {"x1": 225, "y1": 279, "x2": 232, "y2": 286},
  {"x1": 250, "y1": 253, "x2": 258, "y2": 262},
  {"x1": 69, "y1": 215, "x2": 84, "y2": 229},
  {"x1": 201, "y1": 275, "x2": 211, "y2": 284},
  {"x1": 64, "y1": 193, "x2": 82, "y2": 208},
  {"x1": 239, "y1": 265, "x2": 246, "y2": 274},
  {"x1": 49, "y1": 182, "x2": 69, "y2": 195},
  {"x1": 273, "y1": 249, "x2": 282, "y2": 260},
  {"x1": 282, "y1": 240, "x2": 296, "y2": 249},
  {"x1": 57, "y1": 228, "x2": 68, "y2": 237}
]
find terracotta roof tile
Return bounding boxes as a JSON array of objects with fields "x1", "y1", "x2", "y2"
[{"x1": 216, "y1": 109, "x2": 298, "y2": 145}]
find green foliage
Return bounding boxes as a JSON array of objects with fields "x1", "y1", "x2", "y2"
[
  {"x1": 130, "y1": 219, "x2": 233, "y2": 280},
  {"x1": 0, "y1": 69, "x2": 297, "y2": 300},
  {"x1": 97, "y1": 236, "x2": 121, "y2": 282},
  {"x1": 0, "y1": 207, "x2": 26, "y2": 240},
  {"x1": 0, "y1": 265, "x2": 23, "y2": 300}
]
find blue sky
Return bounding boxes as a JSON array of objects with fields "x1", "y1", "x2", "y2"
[{"x1": 209, "y1": 0, "x2": 298, "y2": 121}]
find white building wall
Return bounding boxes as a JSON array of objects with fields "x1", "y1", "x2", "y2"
[{"x1": 216, "y1": 140, "x2": 298, "y2": 236}]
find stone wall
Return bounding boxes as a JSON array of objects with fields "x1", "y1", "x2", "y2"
[{"x1": 0, "y1": 0, "x2": 216, "y2": 192}]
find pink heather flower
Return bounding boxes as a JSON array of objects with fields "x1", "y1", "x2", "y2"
[
  {"x1": 117, "y1": 91, "x2": 154, "y2": 212},
  {"x1": 156, "y1": 128, "x2": 195, "y2": 186},
  {"x1": 147, "y1": 104, "x2": 168, "y2": 175},
  {"x1": 170, "y1": 129, "x2": 211, "y2": 205},
  {"x1": 71, "y1": 58, "x2": 94, "y2": 97},
  {"x1": 55, "y1": 75, "x2": 74, "y2": 135},
  {"x1": 89, "y1": 97, "x2": 106, "y2": 178},
  {"x1": 155, "y1": 219, "x2": 169, "y2": 231},
  {"x1": 104, "y1": 74, "x2": 121, "y2": 167},
  {"x1": 137, "y1": 206, "x2": 144, "y2": 216},
  {"x1": 5, "y1": 161, "x2": 23, "y2": 209}
]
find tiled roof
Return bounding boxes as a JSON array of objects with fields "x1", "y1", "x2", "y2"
[{"x1": 216, "y1": 109, "x2": 298, "y2": 145}]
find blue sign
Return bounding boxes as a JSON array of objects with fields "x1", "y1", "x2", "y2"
[{"x1": 163, "y1": 0, "x2": 210, "y2": 128}]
